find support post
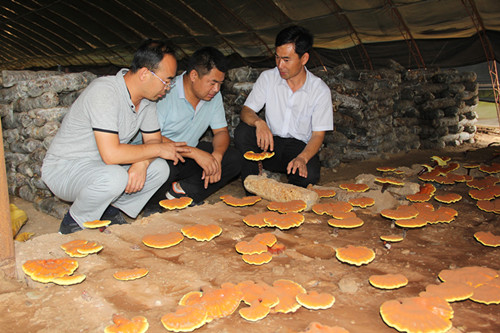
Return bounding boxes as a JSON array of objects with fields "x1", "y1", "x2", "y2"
[{"x1": 0, "y1": 123, "x2": 16, "y2": 279}]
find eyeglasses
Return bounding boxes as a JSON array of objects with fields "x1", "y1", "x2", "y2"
[{"x1": 149, "y1": 70, "x2": 175, "y2": 89}]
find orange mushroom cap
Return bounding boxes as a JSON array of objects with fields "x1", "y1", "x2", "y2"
[
  {"x1": 51, "y1": 274, "x2": 86, "y2": 286},
  {"x1": 369, "y1": 273, "x2": 408, "y2": 289},
  {"x1": 380, "y1": 296, "x2": 453, "y2": 333},
  {"x1": 296, "y1": 290, "x2": 335, "y2": 310},
  {"x1": 434, "y1": 192, "x2": 462, "y2": 204},
  {"x1": 251, "y1": 232, "x2": 277, "y2": 247},
  {"x1": 335, "y1": 245, "x2": 375, "y2": 266},
  {"x1": 380, "y1": 234, "x2": 404, "y2": 242},
  {"x1": 198, "y1": 285, "x2": 243, "y2": 322},
  {"x1": 82, "y1": 219, "x2": 111, "y2": 228},
  {"x1": 406, "y1": 192, "x2": 433, "y2": 202},
  {"x1": 380, "y1": 205, "x2": 419, "y2": 220},
  {"x1": 181, "y1": 224, "x2": 222, "y2": 241},
  {"x1": 267, "y1": 200, "x2": 307, "y2": 213},
  {"x1": 242, "y1": 252, "x2": 273, "y2": 265},
  {"x1": 113, "y1": 268, "x2": 149, "y2": 281},
  {"x1": 61, "y1": 239, "x2": 103, "y2": 257},
  {"x1": 376, "y1": 166, "x2": 397, "y2": 172},
  {"x1": 142, "y1": 232, "x2": 184, "y2": 249},
  {"x1": 477, "y1": 198, "x2": 500, "y2": 213},
  {"x1": 161, "y1": 304, "x2": 208, "y2": 332},
  {"x1": 469, "y1": 185, "x2": 500, "y2": 201},
  {"x1": 479, "y1": 162, "x2": 500, "y2": 174},
  {"x1": 22, "y1": 258, "x2": 79, "y2": 284},
  {"x1": 239, "y1": 300, "x2": 271, "y2": 321},
  {"x1": 375, "y1": 177, "x2": 404, "y2": 186},
  {"x1": 264, "y1": 212, "x2": 305, "y2": 229},
  {"x1": 243, "y1": 211, "x2": 278, "y2": 228},
  {"x1": 348, "y1": 196, "x2": 375, "y2": 208},
  {"x1": 470, "y1": 278, "x2": 500, "y2": 304},
  {"x1": 159, "y1": 197, "x2": 193, "y2": 210},
  {"x1": 307, "y1": 184, "x2": 337, "y2": 198},
  {"x1": 104, "y1": 314, "x2": 149, "y2": 333},
  {"x1": 474, "y1": 231, "x2": 500, "y2": 247},
  {"x1": 328, "y1": 217, "x2": 364, "y2": 229},
  {"x1": 395, "y1": 217, "x2": 427, "y2": 228},
  {"x1": 438, "y1": 266, "x2": 498, "y2": 287},
  {"x1": 466, "y1": 176, "x2": 500, "y2": 190},
  {"x1": 299, "y1": 322, "x2": 350, "y2": 333},
  {"x1": 339, "y1": 183, "x2": 370, "y2": 192},
  {"x1": 419, "y1": 282, "x2": 474, "y2": 302},
  {"x1": 312, "y1": 201, "x2": 353, "y2": 216},
  {"x1": 271, "y1": 279, "x2": 306, "y2": 314},
  {"x1": 235, "y1": 240, "x2": 268, "y2": 255},
  {"x1": 243, "y1": 150, "x2": 275, "y2": 161},
  {"x1": 237, "y1": 280, "x2": 279, "y2": 308},
  {"x1": 220, "y1": 194, "x2": 261, "y2": 207}
]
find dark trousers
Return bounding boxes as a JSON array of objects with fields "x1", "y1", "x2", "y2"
[
  {"x1": 147, "y1": 141, "x2": 241, "y2": 204},
  {"x1": 233, "y1": 122, "x2": 321, "y2": 188}
]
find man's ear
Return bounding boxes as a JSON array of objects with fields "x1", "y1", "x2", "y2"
[
  {"x1": 189, "y1": 69, "x2": 198, "y2": 81},
  {"x1": 138, "y1": 67, "x2": 150, "y2": 81},
  {"x1": 300, "y1": 52, "x2": 310, "y2": 66}
]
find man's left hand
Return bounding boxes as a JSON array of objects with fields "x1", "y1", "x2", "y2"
[
  {"x1": 287, "y1": 156, "x2": 308, "y2": 178},
  {"x1": 126, "y1": 161, "x2": 149, "y2": 193}
]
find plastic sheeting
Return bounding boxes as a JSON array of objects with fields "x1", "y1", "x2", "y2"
[{"x1": 0, "y1": 0, "x2": 499, "y2": 71}]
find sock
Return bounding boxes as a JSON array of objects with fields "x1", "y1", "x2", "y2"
[{"x1": 172, "y1": 182, "x2": 186, "y2": 194}]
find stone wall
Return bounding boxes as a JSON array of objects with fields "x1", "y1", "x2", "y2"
[
  {"x1": 1, "y1": 70, "x2": 97, "y2": 218},
  {"x1": 222, "y1": 60, "x2": 478, "y2": 168},
  {"x1": 1, "y1": 62, "x2": 478, "y2": 218}
]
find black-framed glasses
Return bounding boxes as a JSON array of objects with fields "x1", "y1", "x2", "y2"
[{"x1": 149, "y1": 70, "x2": 176, "y2": 89}]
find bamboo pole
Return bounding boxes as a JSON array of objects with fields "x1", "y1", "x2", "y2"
[{"x1": 0, "y1": 123, "x2": 15, "y2": 279}]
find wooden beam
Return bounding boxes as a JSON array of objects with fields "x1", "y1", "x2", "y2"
[{"x1": 0, "y1": 123, "x2": 16, "y2": 279}]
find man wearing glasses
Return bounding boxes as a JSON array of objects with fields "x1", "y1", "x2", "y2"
[
  {"x1": 42, "y1": 40, "x2": 190, "y2": 234},
  {"x1": 234, "y1": 25, "x2": 333, "y2": 189},
  {"x1": 141, "y1": 46, "x2": 240, "y2": 214}
]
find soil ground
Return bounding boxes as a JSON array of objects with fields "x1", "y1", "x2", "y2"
[{"x1": 1, "y1": 128, "x2": 499, "y2": 333}]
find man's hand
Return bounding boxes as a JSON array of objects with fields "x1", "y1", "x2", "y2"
[
  {"x1": 193, "y1": 149, "x2": 222, "y2": 188},
  {"x1": 287, "y1": 156, "x2": 308, "y2": 178},
  {"x1": 159, "y1": 141, "x2": 190, "y2": 165},
  {"x1": 255, "y1": 119, "x2": 274, "y2": 152},
  {"x1": 126, "y1": 160, "x2": 149, "y2": 193}
]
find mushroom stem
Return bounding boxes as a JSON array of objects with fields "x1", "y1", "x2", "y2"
[
  {"x1": 417, "y1": 161, "x2": 437, "y2": 176},
  {"x1": 258, "y1": 161, "x2": 263, "y2": 176},
  {"x1": 381, "y1": 183, "x2": 389, "y2": 193}
]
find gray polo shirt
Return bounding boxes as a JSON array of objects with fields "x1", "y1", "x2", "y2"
[{"x1": 44, "y1": 69, "x2": 160, "y2": 162}]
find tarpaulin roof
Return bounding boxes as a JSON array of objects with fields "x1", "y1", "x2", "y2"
[{"x1": 0, "y1": 0, "x2": 499, "y2": 72}]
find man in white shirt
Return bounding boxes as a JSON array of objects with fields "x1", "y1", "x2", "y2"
[{"x1": 234, "y1": 25, "x2": 334, "y2": 188}]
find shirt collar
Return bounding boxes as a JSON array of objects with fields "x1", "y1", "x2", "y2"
[
  {"x1": 176, "y1": 71, "x2": 206, "y2": 112},
  {"x1": 276, "y1": 66, "x2": 311, "y2": 93}
]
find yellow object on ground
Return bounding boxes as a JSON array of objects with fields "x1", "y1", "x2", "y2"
[{"x1": 10, "y1": 203, "x2": 28, "y2": 239}]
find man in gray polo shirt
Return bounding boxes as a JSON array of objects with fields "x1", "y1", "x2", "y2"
[{"x1": 42, "y1": 40, "x2": 190, "y2": 234}]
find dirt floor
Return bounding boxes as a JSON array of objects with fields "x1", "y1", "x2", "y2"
[{"x1": 1, "y1": 128, "x2": 499, "y2": 333}]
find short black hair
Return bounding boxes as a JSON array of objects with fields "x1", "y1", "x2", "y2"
[
  {"x1": 275, "y1": 25, "x2": 313, "y2": 58},
  {"x1": 187, "y1": 46, "x2": 228, "y2": 77},
  {"x1": 130, "y1": 39, "x2": 175, "y2": 73}
]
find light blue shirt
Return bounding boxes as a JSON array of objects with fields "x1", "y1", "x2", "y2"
[{"x1": 155, "y1": 72, "x2": 227, "y2": 147}]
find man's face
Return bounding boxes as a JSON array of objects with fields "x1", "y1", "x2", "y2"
[
  {"x1": 148, "y1": 54, "x2": 177, "y2": 101},
  {"x1": 275, "y1": 43, "x2": 307, "y2": 81},
  {"x1": 191, "y1": 68, "x2": 225, "y2": 101}
]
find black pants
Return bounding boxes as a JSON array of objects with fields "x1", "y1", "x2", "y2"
[
  {"x1": 233, "y1": 122, "x2": 321, "y2": 188},
  {"x1": 147, "y1": 141, "x2": 241, "y2": 204}
]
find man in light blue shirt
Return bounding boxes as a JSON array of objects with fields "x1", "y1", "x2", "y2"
[{"x1": 142, "y1": 47, "x2": 240, "y2": 214}]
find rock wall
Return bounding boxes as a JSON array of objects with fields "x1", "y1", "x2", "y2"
[
  {"x1": 222, "y1": 61, "x2": 478, "y2": 168},
  {"x1": 1, "y1": 70, "x2": 97, "y2": 218},
  {"x1": 1, "y1": 62, "x2": 478, "y2": 218}
]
